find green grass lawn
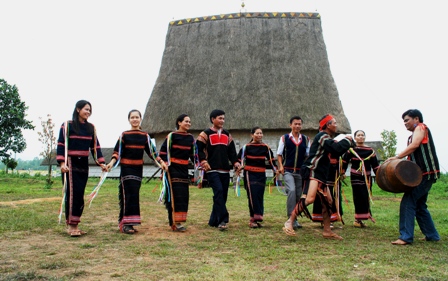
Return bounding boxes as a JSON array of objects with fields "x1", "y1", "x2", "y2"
[{"x1": 0, "y1": 172, "x2": 447, "y2": 281}]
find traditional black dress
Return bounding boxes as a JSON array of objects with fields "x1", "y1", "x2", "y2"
[
  {"x1": 111, "y1": 130, "x2": 155, "y2": 230},
  {"x1": 56, "y1": 121, "x2": 105, "y2": 225},
  {"x1": 237, "y1": 142, "x2": 276, "y2": 225},
  {"x1": 159, "y1": 132, "x2": 196, "y2": 228},
  {"x1": 342, "y1": 146, "x2": 379, "y2": 222}
]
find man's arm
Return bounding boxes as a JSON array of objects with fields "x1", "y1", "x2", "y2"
[
  {"x1": 196, "y1": 132, "x2": 211, "y2": 171},
  {"x1": 323, "y1": 136, "x2": 352, "y2": 157},
  {"x1": 391, "y1": 125, "x2": 425, "y2": 160},
  {"x1": 276, "y1": 136, "x2": 285, "y2": 174},
  {"x1": 228, "y1": 139, "x2": 240, "y2": 170},
  {"x1": 277, "y1": 155, "x2": 284, "y2": 175}
]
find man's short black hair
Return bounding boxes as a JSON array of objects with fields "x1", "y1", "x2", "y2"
[
  {"x1": 289, "y1": 116, "x2": 302, "y2": 124},
  {"x1": 402, "y1": 109, "x2": 423, "y2": 123},
  {"x1": 210, "y1": 109, "x2": 225, "y2": 123}
]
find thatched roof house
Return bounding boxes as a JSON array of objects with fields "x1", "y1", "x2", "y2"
[{"x1": 142, "y1": 12, "x2": 351, "y2": 152}]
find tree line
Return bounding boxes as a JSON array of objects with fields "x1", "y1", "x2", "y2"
[{"x1": 0, "y1": 157, "x2": 47, "y2": 171}]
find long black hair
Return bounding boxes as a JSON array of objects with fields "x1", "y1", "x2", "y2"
[
  {"x1": 176, "y1": 114, "x2": 189, "y2": 130},
  {"x1": 71, "y1": 100, "x2": 93, "y2": 135},
  {"x1": 250, "y1": 126, "x2": 262, "y2": 142}
]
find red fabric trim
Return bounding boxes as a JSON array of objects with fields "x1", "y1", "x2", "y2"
[
  {"x1": 244, "y1": 165, "x2": 266, "y2": 172},
  {"x1": 319, "y1": 114, "x2": 334, "y2": 130}
]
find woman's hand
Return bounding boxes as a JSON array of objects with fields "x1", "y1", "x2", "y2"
[
  {"x1": 60, "y1": 163, "x2": 69, "y2": 173},
  {"x1": 235, "y1": 166, "x2": 242, "y2": 176},
  {"x1": 160, "y1": 160, "x2": 168, "y2": 171},
  {"x1": 201, "y1": 161, "x2": 211, "y2": 172},
  {"x1": 105, "y1": 163, "x2": 114, "y2": 172},
  {"x1": 100, "y1": 164, "x2": 108, "y2": 172}
]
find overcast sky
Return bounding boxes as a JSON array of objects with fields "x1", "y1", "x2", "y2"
[{"x1": 1, "y1": 0, "x2": 446, "y2": 172}]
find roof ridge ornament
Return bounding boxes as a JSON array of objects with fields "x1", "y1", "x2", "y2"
[{"x1": 240, "y1": 1, "x2": 246, "y2": 14}]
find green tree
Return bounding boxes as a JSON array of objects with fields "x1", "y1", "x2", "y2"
[
  {"x1": 38, "y1": 114, "x2": 56, "y2": 185},
  {"x1": 0, "y1": 79, "x2": 35, "y2": 162},
  {"x1": 377, "y1": 129, "x2": 397, "y2": 160},
  {"x1": 2, "y1": 157, "x2": 18, "y2": 173}
]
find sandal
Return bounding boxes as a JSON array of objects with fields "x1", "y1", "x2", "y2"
[
  {"x1": 256, "y1": 222, "x2": 263, "y2": 228},
  {"x1": 67, "y1": 224, "x2": 84, "y2": 237},
  {"x1": 218, "y1": 222, "x2": 228, "y2": 231},
  {"x1": 68, "y1": 230, "x2": 82, "y2": 237},
  {"x1": 249, "y1": 222, "x2": 259, "y2": 228},
  {"x1": 172, "y1": 224, "x2": 187, "y2": 232},
  {"x1": 283, "y1": 220, "x2": 296, "y2": 236},
  {"x1": 122, "y1": 225, "x2": 135, "y2": 234},
  {"x1": 323, "y1": 232, "x2": 343, "y2": 240},
  {"x1": 282, "y1": 226, "x2": 296, "y2": 236}
]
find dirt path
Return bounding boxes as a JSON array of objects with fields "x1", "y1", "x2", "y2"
[{"x1": 0, "y1": 197, "x2": 61, "y2": 206}]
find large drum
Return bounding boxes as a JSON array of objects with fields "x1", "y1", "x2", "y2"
[{"x1": 376, "y1": 159, "x2": 422, "y2": 193}]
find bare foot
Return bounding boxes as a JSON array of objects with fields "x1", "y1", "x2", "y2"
[{"x1": 391, "y1": 239, "x2": 410, "y2": 245}]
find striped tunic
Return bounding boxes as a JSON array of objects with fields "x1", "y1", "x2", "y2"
[
  {"x1": 304, "y1": 131, "x2": 352, "y2": 183},
  {"x1": 238, "y1": 142, "x2": 276, "y2": 173},
  {"x1": 56, "y1": 121, "x2": 105, "y2": 164},
  {"x1": 111, "y1": 130, "x2": 155, "y2": 166},
  {"x1": 159, "y1": 132, "x2": 196, "y2": 175},
  {"x1": 408, "y1": 123, "x2": 440, "y2": 180}
]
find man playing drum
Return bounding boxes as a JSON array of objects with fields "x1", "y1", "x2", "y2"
[{"x1": 388, "y1": 109, "x2": 440, "y2": 245}]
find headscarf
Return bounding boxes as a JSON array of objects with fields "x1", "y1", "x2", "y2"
[{"x1": 319, "y1": 114, "x2": 334, "y2": 131}]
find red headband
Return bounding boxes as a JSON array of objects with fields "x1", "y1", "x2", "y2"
[{"x1": 319, "y1": 114, "x2": 334, "y2": 131}]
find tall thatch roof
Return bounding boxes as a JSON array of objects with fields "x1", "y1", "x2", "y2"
[{"x1": 142, "y1": 12, "x2": 350, "y2": 134}]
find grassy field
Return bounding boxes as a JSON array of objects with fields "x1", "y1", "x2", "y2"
[{"x1": 0, "y1": 172, "x2": 447, "y2": 281}]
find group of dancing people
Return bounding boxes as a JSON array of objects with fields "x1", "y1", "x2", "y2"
[{"x1": 57, "y1": 100, "x2": 440, "y2": 245}]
